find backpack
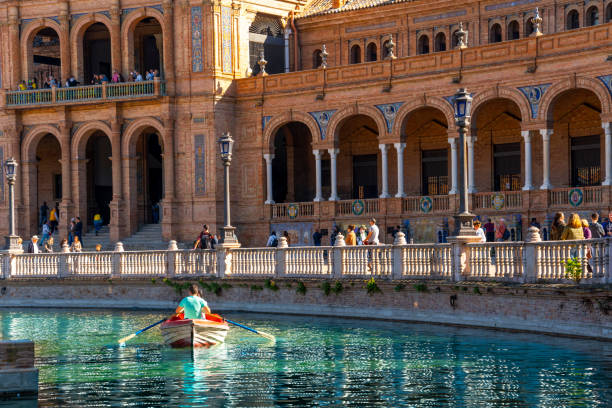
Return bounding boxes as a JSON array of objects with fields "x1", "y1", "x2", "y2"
[
  {"x1": 502, "y1": 228, "x2": 510, "y2": 241},
  {"x1": 271, "y1": 236, "x2": 278, "y2": 247}
]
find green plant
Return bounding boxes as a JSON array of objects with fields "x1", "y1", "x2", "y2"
[
  {"x1": 394, "y1": 283, "x2": 406, "y2": 292},
  {"x1": 413, "y1": 283, "x2": 428, "y2": 292},
  {"x1": 321, "y1": 281, "x2": 331, "y2": 296},
  {"x1": 285, "y1": 283, "x2": 293, "y2": 288},
  {"x1": 221, "y1": 283, "x2": 232, "y2": 289},
  {"x1": 365, "y1": 277, "x2": 381, "y2": 295},
  {"x1": 250, "y1": 284, "x2": 264, "y2": 291},
  {"x1": 565, "y1": 257, "x2": 583, "y2": 284},
  {"x1": 332, "y1": 281, "x2": 343, "y2": 294},
  {"x1": 265, "y1": 279, "x2": 279, "y2": 291},
  {"x1": 473, "y1": 287, "x2": 481, "y2": 295},
  {"x1": 151, "y1": 278, "x2": 157, "y2": 284},
  {"x1": 163, "y1": 278, "x2": 190, "y2": 295},
  {"x1": 296, "y1": 281, "x2": 307, "y2": 295}
]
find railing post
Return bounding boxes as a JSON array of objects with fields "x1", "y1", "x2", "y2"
[
  {"x1": 332, "y1": 233, "x2": 345, "y2": 279},
  {"x1": 154, "y1": 78, "x2": 161, "y2": 96},
  {"x1": 216, "y1": 248, "x2": 232, "y2": 278},
  {"x1": 167, "y1": 240, "x2": 178, "y2": 277},
  {"x1": 112, "y1": 242, "x2": 124, "y2": 278},
  {"x1": 58, "y1": 253, "x2": 69, "y2": 278},
  {"x1": 392, "y1": 232, "x2": 407, "y2": 280},
  {"x1": 51, "y1": 86, "x2": 56, "y2": 103},
  {"x1": 276, "y1": 237, "x2": 288, "y2": 277},
  {"x1": 523, "y1": 226, "x2": 541, "y2": 283},
  {"x1": 102, "y1": 82, "x2": 107, "y2": 99}
]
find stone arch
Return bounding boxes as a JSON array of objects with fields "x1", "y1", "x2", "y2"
[
  {"x1": 263, "y1": 111, "x2": 321, "y2": 153},
  {"x1": 70, "y1": 14, "x2": 113, "y2": 82},
  {"x1": 21, "y1": 125, "x2": 63, "y2": 162},
  {"x1": 71, "y1": 121, "x2": 113, "y2": 159},
  {"x1": 121, "y1": 8, "x2": 166, "y2": 77},
  {"x1": 327, "y1": 104, "x2": 387, "y2": 145},
  {"x1": 122, "y1": 117, "x2": 165, "y2": 156},
  {"x1": 470, "y1": 87, "x2": 531, "y2": 130},
  {"x1": 538, "y1": 76, "x2": 612, "y2": 124},
  {"x1": 393, "y1": 97, "x2": 455, "y2": 140},
  {"x1": 20, "y1": 19, "x2": 65, "y2": 82}
]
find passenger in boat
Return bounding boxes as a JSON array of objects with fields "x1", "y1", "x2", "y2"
[{"x1": 174, "y1": 284, "x2": 211, "y2": 320}]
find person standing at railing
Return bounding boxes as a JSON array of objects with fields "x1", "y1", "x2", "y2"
[
  {"x1": 71, "y1": 235, "x2": 82, "y2": 252},
  {"x1": 550, "y1": 212, "x2": 566, "y2": 241},
  {"x1": 44, "y1": 236, "x2": 54, "y2": 253},
  {"x1": 26, "y1": 236, "x2": 40, "y2": 254},
  {"x1": 495, "y1": 219, "x2": 510, "y2": 242},
  {"x1": 111, "y1": 70, "x2": 121, "y2": 83},
  {"x1": 603, "y1": 211, "x2": 612, "y2": 237},
  {"x1": 146, "y1": 70, "x2": 154, "y2": 81},
  {"x1": 266, "y1": 231, "x2": 278, "y2": 247},
  {"x1": 283, "y1": 231, "x2": 291, "y2": 246},
  {"x1": 17, "y1": 80, "x2": 27, "y2": 91},
  {"x1": 345, "y1": 225, "x2": 357, "y2": 246},
  {"x1": 134, "y1": 71, "x2": 143, "y2": 82},
  {"x1": 483, "y1": 219, "x2": 495, "y2": 242},
  {"x1": 589, "y1": 213, "x2": 605, "y2": 239},
  {"x1": 75, "y1": 217, "x2": 84, "y2": 246},
  {"x1": 473, "y1": 220, "x2": 486, "y2": 243},
  {"x1": 312, "y1": 229, "x2": 322, "y2": 246},
  {"x1": 364, "y1": 219, "x2": 380, "y2": 245},
  {"x1": 561, "y1": 213, "x2": 584, "y2": 241}
]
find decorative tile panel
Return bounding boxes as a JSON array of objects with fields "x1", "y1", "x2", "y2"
[
  {"x1": 221, "y1": 6, "x2": 233, "y2": 73},
  {"x1": 518, "y1": 84, "x2": 551, "y2": 119},
  {"x1": 151, "y1": 4, "x2": 164, "y2": 13},
  {"x1": 191, "y1": 7, "x2": 203, "y2": 73},
  {"x1": 262, "y1": 116, "x2": 272, "y2": 131},
  {"x1": 375, "y1": 102, "x2": 404, "y2": 133},
  {"x1": 0, "y1": 146, "x2": 4, "y2": 203},
  {"x1": 309, "y1": 110, "x2": 337, "y2": 140},
  {"x1": 194, "y1": 134, "x2": 206, "y2": 196},
  {"x1": 597, "y1": 75, "x2": 612, "y2": 97}
]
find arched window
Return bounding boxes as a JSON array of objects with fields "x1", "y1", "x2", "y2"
[
  {"x1": 507, "y1": 20, "x2": 520, "y2": 40},
  {"x1": 366, "y1": 42, "x2": 377, "y2": 62},
  {"x1": 489, "y1": 24, "x2": 502, "y2": 43},
  {"x1": 313, "y1": 49, "x2": 322, "y2": 69},
  {"x1": 586, "y1": 6, "x2": 599, "y2": 26},
  {"x1": 434, "y1": 32, "x2": 446, "y2": 52},
  {"x1": 607, "y1": 3, "x2": 612, "y2": 22},
  {"x1": 28, "y1": 27, "x2": 61, "y2": 87},
  {"x1": 525, "y1": 18, "x2": 535, "y2": 36},
  {"x1": 451, "y1": 30, "x2": 460, "y2": 48},
  {"x1": 418, "y1": 35, "x2": 429, "y2": 54},
  {"x1": 133, "y1": 18, "x2": 162, "y2": 77},
  {"x1": 567, "y1": 10, "x2": 580, "y2": 29},
  {"x1": 350, "y1": 44, "x2": 361, "y2": 64},
  {"x1": 249, "y1": 14, "x2": 285, "y2": 75},
  {"x1": 382, "y1": 40, "x2": 391, "y2": 59}
]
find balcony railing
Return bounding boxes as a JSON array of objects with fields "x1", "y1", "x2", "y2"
[
  {"x1": 549, "y1": 186, "x2": 603, "y2": 206},
  {"x1": 474, "y1": 191, "x2": 523, "y2": 210},
  {"x1": 4, "y1": 80, "x2": 164, "y2": 108}
]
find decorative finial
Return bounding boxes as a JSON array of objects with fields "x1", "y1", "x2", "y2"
[
  {"x1": 320, "y1": 44, "x2": 328, "y2": 69},
  {"x1": 258, "y1": 51, "x2": 268, "y2": 76},
  {"x1": 385, "y1": 35, "x2": 397, "y2": 60},
  {"x1": 532, "y1": 7, "x2": 543, "y2": 36},
  {"x1": 456, "y1": 22, "x2": 467, "y2": 49}
]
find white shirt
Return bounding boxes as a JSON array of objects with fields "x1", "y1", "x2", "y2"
[
  {"x1": 32, "y1": 243, "x2": 39, "y2": 254},
  {"x1": 476, "y1": 227, "x2": 486, "y2": 243},
  {"x1": 369, "y1": 224, "x2": 380, "y2": 245},
  {"x1": 42, "y1": 224, "x2": 50, "y2": 235}
]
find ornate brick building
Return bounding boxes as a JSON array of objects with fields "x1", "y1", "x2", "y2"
[{"x1": 0, "y1": 0, "x2": 611, "y2": 247}]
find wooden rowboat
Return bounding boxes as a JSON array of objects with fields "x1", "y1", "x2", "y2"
[{"x1": 160, "y1": 314, "x2": 229, "y2": 348}]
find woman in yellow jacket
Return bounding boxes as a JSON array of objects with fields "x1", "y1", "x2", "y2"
[
  {"x1": 561, "y1": 213, "x2": 585, "y2": 240},
  {"x1": 345, "y1": 225, "x2": 357, "y2": 245}
]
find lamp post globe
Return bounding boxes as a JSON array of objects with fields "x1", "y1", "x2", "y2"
[
  {"x1": 217, "y1": 132, "x2": 240, "y2": 248},
  {"x1": 4, "y1": 157, "x2": 21, "y2": 251},
  {"x1": 452, "y1": 89, "x2": 477, "y2": 237}
]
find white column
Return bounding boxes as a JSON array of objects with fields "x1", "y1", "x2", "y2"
[
  {"x1": 522, "y1": 130, "x2": 534, "y2": 190},
  {"x1": 448, "y1": 137, "x2": 458, "y2": 194},
  {"x1": 467, "y1": 136, "x2": 477, "y2": 193},
  {"x1": 283, "y1": 28, "x2": 291, "y2": 73},
  {"x1": 540, "y1": 129, "x2": 553, "y2": 190},
  {"x1": 328, "y1": 148, "x2": 339, "y2": 201},
  {"x1": 263, "y1": 154, "x2": 275, "y2": 204},
  {"x1": 602, "y1": 122, "x2": 612, "y2": 186},
  {"x1": 313, "y1": 149, "x2": 323, "y2": 201},
  {"x1": 394, "y1": 143, "x2": 406, "y2": 198},
  {"x1": 379, "y1": 144, "x2": 390, "y2": 198}
]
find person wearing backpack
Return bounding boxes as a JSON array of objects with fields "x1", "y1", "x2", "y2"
[
  {"x1": 266, "y1": 231, "x2": 278, "y2": 247},
  {"x1": 194, "y1": 224, "x2": 215, "y2": 249}
]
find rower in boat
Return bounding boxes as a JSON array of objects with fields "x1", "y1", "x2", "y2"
[{"x1": 174, "y1": 284, "x2": 211, "y2": 320}]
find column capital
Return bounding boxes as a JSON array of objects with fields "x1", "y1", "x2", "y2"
[
  {"x1": 378, "y1": 143, "x2": 389, "y2": 152},
  {"x1": 448, "y1": 137, "x2": 457, "y2": 147},
  {"x1": 466, "y1": 136, "x2": 477, "y2": 144},
  {"x1": 263, "y1": 153, "x2": 275, "y2": 162},
  {"x1": 327, "y1": 148, "x2": 339, "y2": 156},
  {"x1": 602, "y1": 122, "x2": 611, "y2": 135},
  {"x1": 539, "y1": 128, "x2": 553, "y2": 139},
  {"x1": 393, "y1": 142, "x2": 406, "y2": 151},
  {"x1": 313, "y1": 149, "x2": 322, "y2": 159},
  {"x1": 521, "y1": 130, "x2": 531, "y2": 142}
]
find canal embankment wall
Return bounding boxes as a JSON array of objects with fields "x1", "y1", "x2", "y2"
[{"x1": 1, "y1": 278, "x2": 611, "y2": 341}]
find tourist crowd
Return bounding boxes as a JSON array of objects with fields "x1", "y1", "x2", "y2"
[{"x1": 16, "y1": 69, "x2": 160, "y2": 91}]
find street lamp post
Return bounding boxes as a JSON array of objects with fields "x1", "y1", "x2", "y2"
[
  {"x1": 217, "y1": 132, "x2": 240, "y2": 248},
  {"x1": 452, "y1": 89, "x2": 477, "y2": 237},
  {"x1": 4, "y1": 157, "x2": 21, "y2": 251}
]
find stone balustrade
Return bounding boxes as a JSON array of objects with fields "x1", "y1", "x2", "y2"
[{"x1": 1, "y1": 235, "x2": 611, "y2": 284}]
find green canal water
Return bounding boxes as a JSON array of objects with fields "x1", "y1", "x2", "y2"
[{"x1": 1, "y1": 308, "x2": 611, "y2": 407}]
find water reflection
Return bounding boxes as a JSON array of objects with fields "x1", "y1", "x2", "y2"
[{"x1": 0, "y1": 309, "x2": 611, "y2": 407}]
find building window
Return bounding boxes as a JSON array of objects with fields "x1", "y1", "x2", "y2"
[
  {"x1": 366, "y1": 42, "x2": 377, "y2": 62},
  {"x1": 313, "y1": 49, "x2": 322, "y2": 69},
  {"x1": 418, "y1": 35, "x2": 429, "y2": 54},
  {"x1": 586, "y1": 6, "x2": 599, "y2": 26},
  {"x1": 567, "y1": 10, "x2": 580, "y2": 30},
  {"x1": 382, "y1": 40, "x2": 391, "y2": 59},
  {"x1": 451, "y1": 30, "x2": 460, "y2": 48},
  {"x1": 350, "y1": 44, "x2": 361, "y2": 64},
  {"x1": 525, "y1": 18, "x2": 535, "y2": 36},
  {"x1": 489, "y1": 24, "x2": 502, "y2": 43},
  {"x1": 249, "y1": 14, "x2": 285, "y2": 75},
  {"x1": 607, "y1": 3, "x2": 612, "y2": 23},
  {"x1": 494, "y1": 143, "x2": 521, "y2": 191},
  {"x1": 571, "y1": 135, "x2": 601, "y2": 186},
  {"x1": 353, "y1": 155, "x2": 378, "y2": 198},
  {"x1": 508, "y1": 20, "x2": 520, "y2": 40},
  {"x1": 422, "y1": 149, "x2": 448, "y2": 195},
  {"x1": 434, "y1": 32, "x2": 446, "y2": 52}
]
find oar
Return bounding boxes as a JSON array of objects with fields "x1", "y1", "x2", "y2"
[
  {"x1": 118, "y1": 317, "x2": 167, "y2": 346},
  {"x1": 225, "y1": 319, "x2": 275, "y2": 341}
]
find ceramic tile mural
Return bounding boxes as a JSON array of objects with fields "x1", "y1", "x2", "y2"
[
  {"x1": 221, "y1": 6, "x2": 232, "y2": 73},
  {"x1": 191, "y1": 7, "x2": 203, "y2": 73},
  {"x1": 194, "y1": 134, "x2": 206, "y2": 196},
  {"x1": 270, "y1": 222, "x2": 313, "y2": 246}
]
